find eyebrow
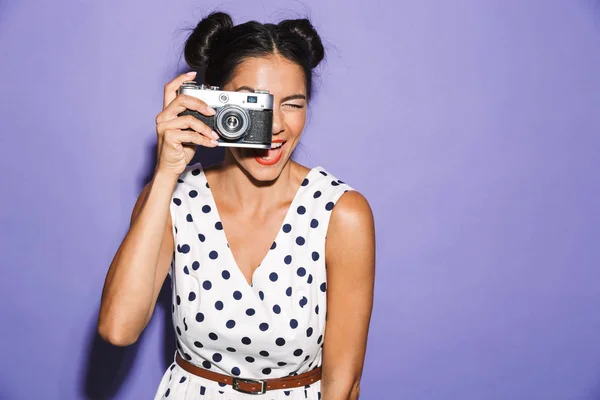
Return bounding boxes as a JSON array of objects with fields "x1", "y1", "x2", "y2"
[{"x1": 234, "y1": 86, "x2": 306, "y2": 102}]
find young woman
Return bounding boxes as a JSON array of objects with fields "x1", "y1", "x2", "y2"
[{"x1": 98, "y1": 11, "x2": 375, "y2": 400}]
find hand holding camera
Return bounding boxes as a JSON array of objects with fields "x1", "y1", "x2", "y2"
[{"x1": 154, "y1": 71, "x2": 221, "y2": 178}]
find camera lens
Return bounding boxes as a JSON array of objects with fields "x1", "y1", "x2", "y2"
[{"x1": 215, "y1": 105, "x2": 250, "y2": 140}]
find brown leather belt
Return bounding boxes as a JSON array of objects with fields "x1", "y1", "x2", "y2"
[{"x1": 175, "y1": 352, "x2": 321, "y2": 395}]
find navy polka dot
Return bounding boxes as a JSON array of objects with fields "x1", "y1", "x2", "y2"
[
  {"x1": 315, "y1": 305, "x2": 320, "y2": 314},
  {"x1": 245, "y1": 356, "x2": 255, "y2": 363},
  {"x1": 196, "y1": 312, "x2": 204, "y2": 322},
  {"x1": 186, "y1": 214, "x2": 193, "y2": 222},
  {"x1": 176, "y1": 326, "x2": 181, "y2": 335},
  {"x1": 269, "y1": 272, "x2": 278, "y2": 282},
  {"x1": 297, "y1": 267, "x2": 306, "y2": 277},
  {"x1": 202, "y1": 205, "x2": 211, "y2": 213},
  {"x1": 310, "y1": 219, "x2": 319, "y2": 228},
  {"x1": 299, "y1": 296, "x2": 308, "y2": 308},
  {"x1": 270, "y1": 241, "x2": 277, "y2": 250},
  {"x1": 319, "y1": 170, "x2": 328, "y2": 176},
  {"x1": 215, "y1": 301, "x2": 224, "y2": 310},
  {"x1": 331, "y1": 180, "x2": 340, "y2": 186},
  {"x1": 301, "y1": 178, "x2": 309, "y2": 186},
  {"x1": 283, "y1": 224, "x2": 292, "y2": 233},
  {"x1": 297, "y1": 206, "x2": 306, "y2": 215},
  {"x1": 192, "y1": 169, "x2": 200, "y2": 176},
  {"x1": 312, "y1": 251, "x2": 320, "y2": 261},
  {"x1": 284, "y1": 255, "x2": 292, "y2": 264},
  {"x1": 188, "y1": 292, "x2": 196, "y2": 301},
  {"x1": 294, "y1": 349, "x2": 304, "y2": 356},
  {"x1": 194, "y1": 341, "x2": 203, "y2": 348},
  {"x1": 221, "y1": 270, "x2": 230, "y2": 279},
  {"x1": 210, "y1": 251, "x2": 219, "y2": 260},
  {"x1": 231, "y1": 367, "x2": 241, "y2": 376},
  {"x1": 198, "y1": 234, "x2": 205, "y2": 242},
  {"x1": 296, "y1": 236, "x2": 305, "y2": 245},
  {"x1": 189, "y1": 190, "x2": 198, "y2": 198},
  {"x1": 226, "y1": 320, "x2": 236, "y2": 329},
  {"x1": 273, "y1": 304, "x2": 281, "y2": 314},
  {"x1": 278, "y1": 362, "x2": 287, "y2": 366},
  {"x1": 286, "y1": 287, "x2": 292, "y2": 297},
  {"x1": 203, "y1": 281, "x2": 212, "y2": 290},
  {"x1": 260, "y1": 350, "x2": 270, "y2": 357},
  {"x1": 200, "y1": 386, "x2": 206, "y2": 395},
  {"x1": 212, "y1": 353, "x2": 222, "y2": 362},
  {"x1": 246, "y1": 308, "x2": 255, "y2": 316},
  {"x1": 233, "y1": 291, "x2": 242, "y2": 300},
  {"x1": 259, "y1": 323, "x2": 269, "y2": 331},
  {"x1": 176, "y1": 295, "x2": 181, "y2": 305},
  {"x1": 276, "y1": 338, "x2": 286, "y2": 346},
  {"x1": 173, "y1": 198, "x2": 182, "y2": 206},
  {"x1": 227, "y1": 347, "x2": 236, "y2": 352},
  {"x1": 262, "y1": 368, "x2": 272, "y2": 375},
  {"x1": 165, "y1": 388, "x2": 170, "y2": 397},
  {"x1": 313, "y1": 191, "x2": 322, "y2": 198},
  {"x1": 209, "y1": 332, "x2": 218, "y2": 340},
  {"x1": 177, "y1": 244, "x2": 190, "y2": 254},
  {"x1": 317, "y1": 335, "x2": 323, "y2": 344},
  {"x1": 241, "y1": 337, "x2": 252, "y2": 345},
  {"x1": 306, "y1": 327, "x2": 313, "y2": 337},
  {"x1": 192, "y1": 261, "x2": 200, "y2": 270},
  {"x1": 325, "y1": 202, "x2": 334, "y2": 211},
  {"x1": 320, "y1": 282, "x2": 327, "y2": 292},
  {"x1": 290, "y1": 319, "x2": 298, "y2": 329},
  {"x1": 307, "y1": 274, "x2": 313, "y2": 284},
  {"x1": 259, "y1": 291, "x2": 265, "y2": 301},
  {"x1": 215, "y1": 221, "x2": 223, "y2": 230},
  {"x1": 202, "y1": 361, "x2": 211, "y2": 369}
]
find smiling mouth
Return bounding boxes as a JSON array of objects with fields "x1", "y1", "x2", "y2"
[{"x1": 254, "y1": 140, "x2": 287, "y2": 165}]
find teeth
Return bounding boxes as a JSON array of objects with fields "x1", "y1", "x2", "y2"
[{"x1": 271, "y1": 142, "x2": 284, "y2": 149}]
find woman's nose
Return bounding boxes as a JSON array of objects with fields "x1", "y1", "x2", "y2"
[{"x1": 271, "y1": 109, "x2": 284, "y2": 135}]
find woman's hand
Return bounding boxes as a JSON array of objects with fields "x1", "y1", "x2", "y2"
[{"x1": 154, "y1": 71, "x2": 220, "y2": 177}]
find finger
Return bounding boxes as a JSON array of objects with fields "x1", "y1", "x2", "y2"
[
  {"x1": 158, "y1": 115, "x2": 219, "y2": 141},
  {"x1": 163, "y1": 71, "x2": 197, "y2": 109},
  {"x1": 160, "y1": 94, "x2": 216, "y2": 122},
  {"x1": 165, "y1": 129, "x2": 218, "y2": 148}
]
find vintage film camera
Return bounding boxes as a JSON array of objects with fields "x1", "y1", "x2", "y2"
[{"x1": 177, "y1": 81, "x2": 274, "y2": 148}]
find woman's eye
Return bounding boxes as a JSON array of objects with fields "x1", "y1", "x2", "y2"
[{"x1": 284, "y1": 104, "x2": 305, "y2": 109}]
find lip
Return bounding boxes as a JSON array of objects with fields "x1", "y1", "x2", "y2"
[{"x1": 254, "y1": 139, "x2": 287, "y2": 165}]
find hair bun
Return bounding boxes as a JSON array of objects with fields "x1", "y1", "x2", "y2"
[
  {"x1": 184, "y1": 12, "x2": 233, "y2": 70},
  {"x1": 278, "y1": 19, "x2": 325, "y2": 69}
]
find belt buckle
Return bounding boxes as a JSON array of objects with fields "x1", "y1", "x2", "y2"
[{"x1": 232, "y1": 377, "x2": 267, "y2": 395}]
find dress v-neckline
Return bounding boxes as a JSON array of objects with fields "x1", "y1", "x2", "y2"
[{"x1": 200, "y1": 167, "x2": 320, "y2": 288}]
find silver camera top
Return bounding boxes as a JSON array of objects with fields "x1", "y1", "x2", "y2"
[{"x1": 179, "y1": 81, "x2": 274, "y2": 110}]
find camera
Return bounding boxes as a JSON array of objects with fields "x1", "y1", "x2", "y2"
[{"x1": 177, "y1": 81, "x2": 274, "y2": 149}]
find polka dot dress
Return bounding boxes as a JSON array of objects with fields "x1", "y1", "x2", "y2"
[{"x1": 153, "y1": 162, "x2": 354, "y2": 400}]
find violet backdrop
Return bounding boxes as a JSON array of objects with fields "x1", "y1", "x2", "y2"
[{"x1": 1, "y1": 0, "x2": 600, "y2": 399}]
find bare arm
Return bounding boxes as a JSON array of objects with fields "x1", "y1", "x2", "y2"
[
  {"x1": 97, "y1": 71, "x2": 218, "y2": 346},
  {"x1": 97, "y1": 172, "x2": 177, "y2": 346},
  {"x1": 321, "y1": 191, "x2": 376, "y2": 400}
]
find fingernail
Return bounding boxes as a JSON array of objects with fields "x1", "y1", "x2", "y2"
[
  {"x1": 207, "y1": 106, "x2": 216, "y2": 115},
  {"x1": 186, "y1": 71, "x2": 197, "y2": 76},
  {"x1": 210, "y1": 139, "x2": 219, "y2": 145},
  {"x1": 211, "y1": 131, "x2": 219, "y2": 140}
]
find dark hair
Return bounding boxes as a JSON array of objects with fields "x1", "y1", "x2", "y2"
[{"x1": 184, "y1": 11, "x2": 325, "y2": 101}]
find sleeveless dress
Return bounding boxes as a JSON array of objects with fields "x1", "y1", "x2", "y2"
[{"x1": 153, "y1": 162, "x2": 354, "y2": 400}]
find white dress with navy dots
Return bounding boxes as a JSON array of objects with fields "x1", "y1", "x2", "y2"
[{"x1": 153, "y1": 162, "x2": 354, "y2": 400}]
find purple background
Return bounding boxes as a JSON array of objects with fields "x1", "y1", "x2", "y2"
[{"x1": 1, "y1": 0, "x2": 600, "y2": 399}]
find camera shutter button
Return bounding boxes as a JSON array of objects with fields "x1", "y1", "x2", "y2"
[{"x1": 219, "y1": 93, "x2": 229, "y2": 103}]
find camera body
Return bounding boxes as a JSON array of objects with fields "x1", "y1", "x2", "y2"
[{"x1": 177, "y1": 81, "x2": 274, "y2": 149}]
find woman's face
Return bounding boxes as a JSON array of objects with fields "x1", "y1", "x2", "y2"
[{"x1": 222, "y1": 55, "x2": 308, "y2": 182}]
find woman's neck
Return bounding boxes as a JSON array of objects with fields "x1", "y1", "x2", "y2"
[{"x1": 211, "y1": 152, "x2": 300, "y2": 215}]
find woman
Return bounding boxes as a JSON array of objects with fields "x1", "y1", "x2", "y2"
[{"x1": 98, "y1": 11, "x2": 375, "y2": 400}]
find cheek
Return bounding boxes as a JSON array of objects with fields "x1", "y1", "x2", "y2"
[{"x1": 284, "y1": 112, "x2": 307, "y2": 138}]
